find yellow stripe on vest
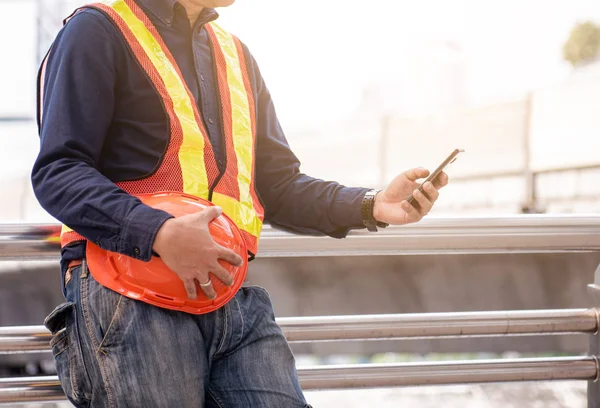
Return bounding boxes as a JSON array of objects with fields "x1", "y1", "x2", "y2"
[
  {"x1": 208, "y1": 23, "x2": 261, "y2": 237},
  {"x1": 61, "y1": 5, "x2": 263, "y2": 245},
  {"x1": 212, "y1": 192, "x2": 262, "y2": 236},
  {"x1": 108, "y1": 0, "x2": 209, "y2": 199}
]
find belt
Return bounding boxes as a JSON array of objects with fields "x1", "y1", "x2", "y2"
[
  {"x1": 65, "y1": 259, "x2": 83, "y2": 287},
  {"x1": 67, "y1": 259, "x2": 83, "y2": 270}
]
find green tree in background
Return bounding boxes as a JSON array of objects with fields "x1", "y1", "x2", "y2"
[{"x1": 563, "y1": 21, "x2": 600, "y2": 67}]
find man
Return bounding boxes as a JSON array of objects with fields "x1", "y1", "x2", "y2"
[{"x1": 32, "y1": 0, "x2": 449, "y2": 406}]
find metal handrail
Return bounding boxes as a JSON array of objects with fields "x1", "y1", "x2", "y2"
[
  {"x1": 1, "y1": 309, "x2": 597, "y2": 354},
  {"x1": 0, "y1": 376, "x2": 63, "y2": 405},
  {"x1": 0, "y1": 326, "x2": 51, "y2": 355},
  {"x1": 2, "y1": 215, "x2": 600, "y2": 259},
  {"x1": 1, "y1": 357, "x2": 597, "y2": 403},
  {"x1": 298, "y1": 356, "x2": 599, "y2": 389},
  {"x1": 280, "y1": 308, "x2": 600, "y2": 342},
  {"x1": 260, "y1": 215, "x2": 600, "y2": 257},
  {"x1": 2, "y1": 218, "x2": 600, "y2": 405}
]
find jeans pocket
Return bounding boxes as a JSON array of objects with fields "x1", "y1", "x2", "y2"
[
  {"x1": 44, "y1": 302, "x2": 91, "y2": 407},
  {"x1": 83, "y1": 272, "x2": 132, "y2": 349}
]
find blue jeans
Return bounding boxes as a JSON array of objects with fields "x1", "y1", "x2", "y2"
[{"x1": 44, "y1": 260, "x2": 311, "y2": 407}]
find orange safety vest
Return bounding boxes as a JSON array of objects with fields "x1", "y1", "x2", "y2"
[{"x1": 50, "y1": 0, "x2": 264, "y2": 256}]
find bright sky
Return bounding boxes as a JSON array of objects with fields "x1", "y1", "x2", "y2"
[
  {"x1": 2, "y1": 0, "x2": 600, "y2": 129},
  {"x1": 218, "y1": 0, "x2": 600, "y2": 126}
]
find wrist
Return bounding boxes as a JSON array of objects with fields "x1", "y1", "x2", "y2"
[
  {"x1": 373, "y1": 190, "x2": 384, "y2": 222},
  {"x1": 122, "y1": 204, "x2": 174, "y2": 261},
  {"x1": 152, "y1": 218, "x2": 175, "y2": 255},
  {"x1": 361, "y1": 189, "x2": 388, "y2": 232}
]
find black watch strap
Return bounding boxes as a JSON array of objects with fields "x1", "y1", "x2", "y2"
[{"x1": 361, "y1": 190, "x2": 389, "y2": 232}]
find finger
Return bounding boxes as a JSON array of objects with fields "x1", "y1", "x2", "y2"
[
  {"x1": 433, "y1": 172, "x2": 449, "y2": 189},
  {"x1": 196, "y1": 206, "x2": 223, "y2": 223},
  {"x1": 406, "y1": 193, "x2": 421, "y2": 211},
  {"x1": 422, "y1": 181, "x2": 440, "y2": 202},
  {"x1": 211, "y1": 262, "x2": 234, "y2": 286},
  {"x1": 404, "y1": 167, "x2": 430, "y2": 182},
  {"x1": 217, "y1": 245, "x2": 244, "y2": 267},
  {"x1": 401, "y1": 200, "x2": 422, "y2": 222},
  {"x1": 183, "y1": 278, "x2": 198, "y2": 300},
  {"x1": 197, "y1": 277, "x2": 217, "y2": 300},
  {"x1": 413, "y1": 189, "x2": 433, "y2": 215}
]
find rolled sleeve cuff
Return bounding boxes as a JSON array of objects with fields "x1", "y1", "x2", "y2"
[{"x1": 119, "y1": 204, "x2": 174, "y2": 261}]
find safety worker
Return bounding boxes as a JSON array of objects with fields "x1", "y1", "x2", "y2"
[{"x1": 32, "y1": 0, "x2": 449, "y2": 406}]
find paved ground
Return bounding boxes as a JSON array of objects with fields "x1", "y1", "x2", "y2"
[
  {"x1": 305, "y1": 382, "x2": 587, "y2": 407},
  {"x1": 27, "y1": 381, "x2": 587, "y2": 407}
]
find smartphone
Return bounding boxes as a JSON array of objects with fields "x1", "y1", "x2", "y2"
[{"x1": 407, "y1": 148, "x2": 464, "y2": 209}]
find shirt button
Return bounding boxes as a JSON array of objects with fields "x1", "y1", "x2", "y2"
[
  {"x1": 200, "y1": 74, "x2": 205, "y2": 81},
  {"x1": 134, "y1": 247, "x2": 140, "y2": 256},
  {"x1": 208, "y1": 118, "x2": 214, "y2": 124},
  {"x1": 165, "y1": 18, "x2": 172, "y2": 24}
]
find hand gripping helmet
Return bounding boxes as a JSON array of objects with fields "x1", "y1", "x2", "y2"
[{"x1": 85, "y1": 192, "x2": 248, "y2": 315}]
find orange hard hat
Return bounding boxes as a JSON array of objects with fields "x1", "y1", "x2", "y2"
[{"x1": 85, "y1": 192, "x2": 248, "y2": 315}]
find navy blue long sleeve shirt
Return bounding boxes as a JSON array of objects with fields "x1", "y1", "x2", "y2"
[{"x1": 32, "y1": 0, "x2": 369, "y2": 263}]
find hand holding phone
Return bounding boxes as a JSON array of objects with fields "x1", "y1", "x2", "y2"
[{"x1": 407, "y1": 149, "x2": 464, "y2": 209}]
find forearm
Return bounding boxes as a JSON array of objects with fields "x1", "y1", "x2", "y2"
[
  {"x1": 32, "y1": 158, "x2": 172, "y2": 260},
  {"x1": 260, "y1": 171, "x2": 368, "y2": 237}
]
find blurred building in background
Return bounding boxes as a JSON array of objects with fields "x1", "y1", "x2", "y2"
[
  {"x1": 3, "y1": 0, "x2": 598, "y2": 223},
  {"x1": 289, "y1": 58, "x2": 600, "y2": 215}
]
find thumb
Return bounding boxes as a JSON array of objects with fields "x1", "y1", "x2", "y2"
[
  {"x1": 404, "y1": 167, "x2": 430, "y2": 182},
  {"x1": 195, "y1": 206, "x2": 223, "y2": 223}
]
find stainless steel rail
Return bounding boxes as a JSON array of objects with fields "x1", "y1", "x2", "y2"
[
  {"x1": 0, "y1": 326, "x2": 52, "y2": 355},
  {"x1": 298, "y1": 356, "x2": 599, "y2": 389},
  {"x1": 280, "y1": 309, "x2": 600, "y2": 342},
  {"x1": 2, "y1": 309, "x2": 597, "y2": 354},
  {"x1": 1, "y1": 357, "x2": 596, "y2": 403},
  {"x1": 260, "y1": 215, "x2": 600, "y2": 257},
  {"x1": 0, "y1": 376, "x2": 64, "y2": 405},
  {"x1": 2, "y1": 215, "x2": 600, "y2": 260}
]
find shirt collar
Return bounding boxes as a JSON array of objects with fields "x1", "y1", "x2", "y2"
[{"x1": 137, "y1": 0, "x2": 219, "y2": 27}]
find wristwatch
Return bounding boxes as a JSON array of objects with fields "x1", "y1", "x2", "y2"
[{"x1": 361, "y1": 189, "x2": 389, "y2": 232}]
